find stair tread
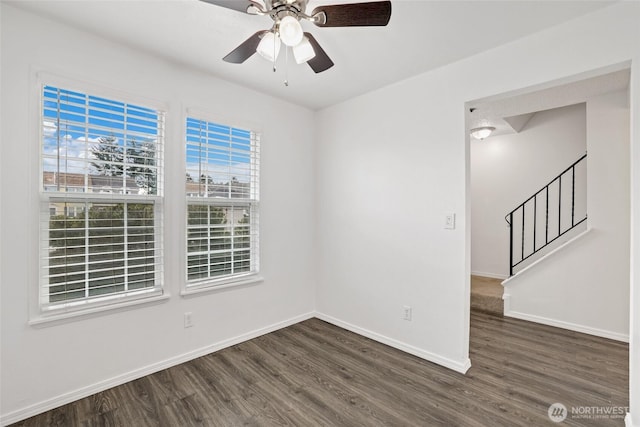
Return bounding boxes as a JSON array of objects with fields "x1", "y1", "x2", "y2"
[
  {"x1": 471, "y1": 275, "x2": 503, "y2": 316},
  {"x1": 471, "y1": 275, "x2": 503, "y2": 297}
]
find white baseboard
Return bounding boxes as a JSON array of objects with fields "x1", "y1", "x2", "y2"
[
  {"x1": 471, "y1": 271, "x2": 508, "y2": 280},
  {"x1": 625, "y1": 412, "x2": 636, "y2": 427},
  {"x1": 504, "y1": 308, "x2": 629, "y2": 342},
  {"x1": 314, "y1": 312, "x2": 471, "y2": 374},
  {"x1": 624, "y1": 412, "x2": 640, "y2": 427},
  {"x1": 502, "y1": 293, "x2": 511, "y2": 311},
  {"x1": 0, "y1": 312, "x2": 315, "y2": 426}
]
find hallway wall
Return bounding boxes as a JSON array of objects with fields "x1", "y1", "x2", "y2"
[
  {"x1": 502, "y1": 89, "x2": 630, "y2": 342},
  {"x1": 471, "y1": 103, "x2": 587, "y2": 278}
]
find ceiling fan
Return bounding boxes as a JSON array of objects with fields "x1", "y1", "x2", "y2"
[{"x1": 200, "y1": 0, "x2": 392, "y2": 73}]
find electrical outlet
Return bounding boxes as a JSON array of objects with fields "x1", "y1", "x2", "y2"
[
  {"x1": 184, "y1": 312, "x2": 193, "y2": 328},
  {"x1": 403, "y1": 305, "x2": 412, "y2": 321}
]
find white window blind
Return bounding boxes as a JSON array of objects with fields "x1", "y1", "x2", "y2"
[
  {"x1": 40, "y1": 85, "x2": 164, "y2": 311},
  {"x1": 185, "y1": 117, "x2": 260, "y2": 286}
]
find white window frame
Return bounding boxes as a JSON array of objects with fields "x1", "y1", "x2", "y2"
[
  {"x1": 183, "y1": 112, "x2": 262, "y2": 294},
  {"x1": 33, "y1": 74, "x2": 168, "y2": 323}
]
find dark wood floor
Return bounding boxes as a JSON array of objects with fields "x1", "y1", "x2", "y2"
[{"x1": 11, "y1": 311, "x2": 628, "y2": 426}]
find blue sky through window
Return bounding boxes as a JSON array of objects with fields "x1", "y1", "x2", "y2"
[
  {"x1": 43, "y1": 86, "x2": 158, "y2": 143},
  {"x1": 43, "y1": 85, "x2": 160, "y2": 172},
  {"x1": 185, "y1": 117, "x2": 253, "y2": 189},
  {"x1": 42, "y1": 85, "x2": 162, "y2": 194}
]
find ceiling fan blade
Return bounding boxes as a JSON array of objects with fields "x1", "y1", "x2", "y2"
[
  {"x1": 304, "y1": 33, "x2": 334, "y2": 73},
  {"x1": 199, "y1": 0, "x2": 260, "y2": 13},
  {"x1": 223, "y1": 31, "x2": 267, "y2": 64},
  {"x1": 312, "y1": 1, "x2": 391, "y2": 27}
]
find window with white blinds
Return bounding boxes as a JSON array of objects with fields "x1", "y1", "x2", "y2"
[
  {"x1": 40, "y1": 85, "x2": 164, "y2": 312},
  {"x1": 185, "y1": 117, "x2": 260, "y2": 287}
]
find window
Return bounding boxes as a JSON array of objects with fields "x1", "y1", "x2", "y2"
[
  {"x1": 40, "y1": 85, "x2": 164, "y2": 313},
  {"x1": 185, "y1": 117, "x2": 260, "y2": 289}
]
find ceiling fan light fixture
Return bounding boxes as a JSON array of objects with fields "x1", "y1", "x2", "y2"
[
  {"x1": 293, "y1": 36, "x2": 316, "y2": 64},
  {"x1": 256, "y1": 31, "x2": 281, "y2": 62},
  {"x1": 211, "y1": 0, "x2": 392, "y2": 74},
  {"x1": 279, "y1": 15, "x2": 304, "y2": 47},
  {"x1": 470, "y1": 126, "x2": 495, "y2": 140}
]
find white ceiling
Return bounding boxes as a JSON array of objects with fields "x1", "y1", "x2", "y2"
[
  {"x1": 10, "y1": 0, "x2": 616, "y2": 110},
  {"x1": 468, "y1": 66, "x2": 630, "y2": 138}
]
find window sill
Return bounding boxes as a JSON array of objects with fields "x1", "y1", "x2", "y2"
[
  {"x1": 29, "y1": 293, "x2": 171, "y2": 328},
  {"x1": 181, "y1": 274, "x2": 264, "y2": 297}
]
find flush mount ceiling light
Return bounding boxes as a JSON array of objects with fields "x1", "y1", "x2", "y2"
[
  {"x1": 200, "y1": 0, "x2": 392, "y2": 74},
  {"x1": 470, "y1": 126, "x2": 496, "y2": 140}
]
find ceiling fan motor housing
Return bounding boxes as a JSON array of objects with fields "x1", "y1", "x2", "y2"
[
  {"x1": 268, "y1": 0, "x2": 312, "y2": 24},
  {"x1": 267, "y1": 0, "x2": 308, "y2": 13}
]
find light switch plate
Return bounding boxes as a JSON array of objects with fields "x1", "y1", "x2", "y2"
[{"x1": 444, "y1": 213, "x2": 456, "y2": 230}]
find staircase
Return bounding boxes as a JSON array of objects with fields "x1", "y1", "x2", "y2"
[
  {"x1": 471, "y1": 154, "x2": 588, "y2": 317},
  {"x1": 471, "y1": 154, "x2": 587, "y2": 316},
  {"x1": 505, "y1": 153, "x2": 587, "y2": 276},
  {"x1": 470, "y1": 275, "x2": 503, "y2": 316}
]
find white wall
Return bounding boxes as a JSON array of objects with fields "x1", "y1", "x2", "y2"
[
  {"x1": 2, "y1": 2, "x2": 640, "y2": 426},
  {"x1": 471, "y1": 104, "x2": 587, "y2": 278},
  {"x1": 502, "y1": 90, "x2": 630, "y2": 341},
  {"x1": 630, "y1": 44, "x2": 640, "y2": 427},
  {"x1": 314, "y1": 78, "x2": 471, "y2": 370},
  {"x1": 0, "y1": 5, "x2": 316, "y2": 423},
  {"x1": 315, "y1": 2, "x2": 639, "y2": 423}
]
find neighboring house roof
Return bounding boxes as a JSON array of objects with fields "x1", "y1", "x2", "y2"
[
  {"x1": 43, "y1": 171, "x2": 85, "y2": 188},
  {"x1": 90, "y1": 175, "x2": 139, "y2": 191},
  {"x1": 43, "y1": 171, "x2": 140, "y2": 192},
  {"x1": 186, "y1": 180, "x2": 250, "y2": 198}
]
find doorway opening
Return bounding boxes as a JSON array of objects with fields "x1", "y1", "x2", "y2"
[{"x1": 466, "y1": 64, "x2": 631, "y2": 341}]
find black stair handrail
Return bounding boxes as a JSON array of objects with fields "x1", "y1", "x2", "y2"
[{"x1": 505, "y1": 153, "x2": 587, "y2": 276}]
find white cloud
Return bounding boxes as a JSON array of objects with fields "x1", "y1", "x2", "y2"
[
  {"x1": 43, "y1": 121, "x2": 57, "y2": 137},
  {"x1": 76, "y1": 136, "x2": 101, "y2": 143},
  {"x1": 42, "y1": 136, "x2": 94, "y2": 172}
]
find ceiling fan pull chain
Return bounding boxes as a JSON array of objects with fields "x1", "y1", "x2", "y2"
[
  {"x1": 273, "y1": 31, "x2": 278, "y2": 72},
  {"x1": 284, "y1": 47, "x2": 289, "y2": 87}
]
